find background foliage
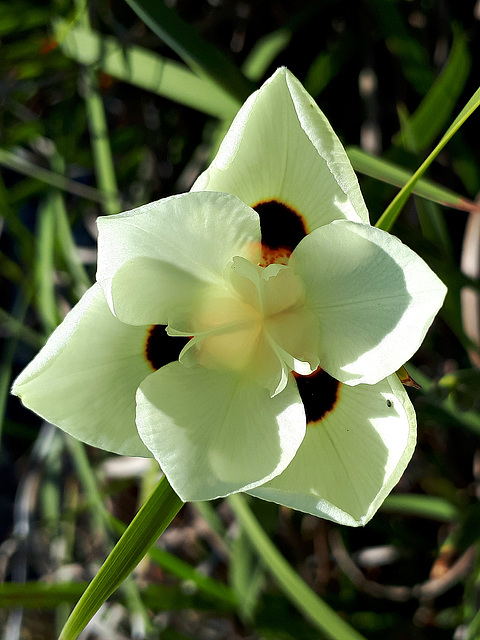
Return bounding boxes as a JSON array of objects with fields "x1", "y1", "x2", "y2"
[{"x1": 1, "y1": 1, "x2": 480, "y2": 638}]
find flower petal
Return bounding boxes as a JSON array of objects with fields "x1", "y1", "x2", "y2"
[
  {"x1": 97, "y1": 191, "x2": 261, "y2": 325},
  {"x1": 249, "y1": 373, "x2": 416, "y2": 526},
  {"x1": 135, "y1": 364, "x2": 306, "y2": 501},
  {"x1": 12, "y1": 284, "x2": 154, "y2": 457},
  {"x1": 192, "y1": 67, "x2": 369, "y2": 234},
  {"x1": 291, "y1": 220, "x2": 447, "y2": 385}
]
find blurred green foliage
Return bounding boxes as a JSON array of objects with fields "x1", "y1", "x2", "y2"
[{"x1": 1, "y1": 1, "x2": 480, "y2": 639}]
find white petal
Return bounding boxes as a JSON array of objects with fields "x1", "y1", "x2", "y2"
[
  {"x1": 291, "y1": 220, "x2": 447, "y2": 385},
  {"x1": 192, "y1": 67, "x2": 368, "y2": 233},
  {"x1": 135, "y1": 364, "x2": 306, "y2": 501},
  {"x1": 249, "y1": 374, "x2": 416, "y2": 526},
  {"x1": 96, "y1": 191, "x2": 261, "y2": 325},
  {"x1": 12, "y1": 284, "x2": 153, "y2": 456}
]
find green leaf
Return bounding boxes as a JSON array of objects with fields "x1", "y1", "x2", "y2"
[
  {"x1": 56, "y1": 22, "x2": 240, "y2": 120},
  {"x1": 0, "y1": 147, "x2": 108, "y2": 204},
  {"x1": 381, "y1": 494, "x2": 458, "y2": 522},
  {"x1": 35, "y1": 194, "x2": 62, "y2": 334},
  {"x1": 393, "y1": 27, "x2": 471, "y2": 153},
  {"x1": 375, "y1": 85, "x2": 480, "y2": 232},
  {"x1": 242, "y1": 28, "x2": 291, "y2": 82},
  {"x1": 124, "y1": 0, "x2": 255, "y2": 103},
  {"x1": 415, "y1": 197, "x2": 453, "y2": 259},
  {"x1": 230, "y1": 527, "x2": 265, "y2": 621},
  {"x1": 228, "y1": 494, "x2": 367, "y2": 640},
  {"x1": 347, "y1": 146, "x2": 479, "y2": 214},
  {"x1": 0, "y1": 583, "x2": 87, "y2": 609},
  {"x1": 408, "y1": 365, "x2": 480, "y2": 438},
  {"x1": 58, "y1": 475, "x2": 183, "y2": 640}
]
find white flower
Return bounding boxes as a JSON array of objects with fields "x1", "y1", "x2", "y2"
[{"x1": 12, "y1": 68, "x2": 446, "y2": 526}]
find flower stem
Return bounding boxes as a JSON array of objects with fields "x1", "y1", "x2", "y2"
[
  {"x1": 228, "y1": 494, "x2": 367, "y2": 640},
  {"x1": 58, "y1": 474, "x2": 183, "y2": 640}
]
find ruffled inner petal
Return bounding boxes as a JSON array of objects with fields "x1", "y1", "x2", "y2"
[{"x1": 97, "y1": 191, "x2": 261, "y2": 325}]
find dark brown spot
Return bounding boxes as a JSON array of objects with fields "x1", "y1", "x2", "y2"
[
  {"x1": 253, "y1": 200, "x2": 308, "y2": 265},
  {"x1": 145, "y1": 325, "x2": 190, "y2": 371},
  {"x1": 294, "y1": 368, "x2": 341, "y2": 425}
]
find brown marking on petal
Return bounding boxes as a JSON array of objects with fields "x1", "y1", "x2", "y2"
[
  {"x1": 294, "y1": 367, "x2": 341, "y2": 425},
  {"x1": 253, "y1": 199, "x2": 308, "y2": 265},
  {"x1": 144, "y1": 325, "x2": 190, "y2": 371}
]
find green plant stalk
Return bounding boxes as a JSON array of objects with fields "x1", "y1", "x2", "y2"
[
  {"x1": 75, "y1": 0, "x2": 122, "y2": 216},
  {"x1": 81, "y1": 68, "x2": 122, "y2": 215},
  {"x1": 64, "y1": 436, "x2": 152, "y2": 634},
  {"x1": 58, "y1": 475, "x2": 183, "y2": 640},
  {"x1": 376, "y1": 85, "x2": 480, "y2": 232},
  {"x1": 228, "y1": 494, "x2": 367, "y2": 640}
]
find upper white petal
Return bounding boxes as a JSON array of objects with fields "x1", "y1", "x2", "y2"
[{"x1": 192, "y1": 67, "x2": 368, "y2": 231}]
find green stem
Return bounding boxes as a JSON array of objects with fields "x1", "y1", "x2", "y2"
[
  {"x1": 228, "y1": 494, "x2": 367, "y2": 640},
  {"x1": 376, "y1": 85, "x2": 480, "y2": 232},
  {"x1": 58, "y1": 475, "x2": 183, "y2": 640}
]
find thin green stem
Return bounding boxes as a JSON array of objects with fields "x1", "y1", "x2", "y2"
[
  {"x1": 376, "y1": 85, "x2": 480, "y2": 232},
  {"x1": 58, "y1": 475, "x2": 183, "y2": 640},
  {"x1": 228, "y1": 494, "x2": 367, "y2": 640}
]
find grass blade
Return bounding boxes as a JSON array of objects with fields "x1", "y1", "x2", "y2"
[
  {"x1": 228, "y1": 494, "x2": 367, "y2": 640},
  {"x1": 347, "y1": 146, "x2": 479, "y2": 214},
  {"x1": 124, "y1": 0, "x2": 255, "y2": 103},
  {"x1": 57, "y1": 22, "x2": 240, "y2": 119},
  {"x1": 375, "y1": 85, "x2": 480, "y2": 231},
  {"x1": 58, "y1": 475, "x2": 183, "y2": 640}
]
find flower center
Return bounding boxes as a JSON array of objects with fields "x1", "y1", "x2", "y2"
[{"x1": 168, "y1": 257, "x2": 319, "y2": 396}]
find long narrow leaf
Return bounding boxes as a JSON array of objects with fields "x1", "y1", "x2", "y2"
[
  {"x1": 376, "y1": 85, "x2": 480, "y2": 231},
  {"x1": 124, "y1": 0, "x2": 255, "y2": 103},
  {"x1": 228, "y1": 494, "x2": 367, "y2": 640},
  {"x1": 347, "y1": 146, "x2": 479, "y2": 213},
  {"x1": 56, "y1": 22, "x2": 240, "y2": 119},
  {"x1": 58, "y1": 476, "x2": 183, "y2": 640},
  {"x1": 0, "y1": 147, "x2": 108, "y2": 204},
  {"x1": 393, "y1": 27, "x2": 471, "y2": 152}
]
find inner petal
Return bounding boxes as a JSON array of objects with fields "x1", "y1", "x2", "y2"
[{"x1": 168, "y1": 257, "x2": 320, "y2": 394}]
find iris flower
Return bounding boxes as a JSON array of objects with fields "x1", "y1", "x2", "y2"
[{"x1": 12, "y1": 68, "x2": 446, "y2": 526}]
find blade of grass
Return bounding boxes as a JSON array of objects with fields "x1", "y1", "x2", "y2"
[
  {"x1": 393, "y1": 26, "x2": 470, "y2": 153},
  {"x1": 124, "y1": 0, "x2": 255, "y2": 103},
  {"x1": 35, "y1": 194, "x2": 60, "y2": 334},
  {"x1": 381, "y1": 494, "x2": 458, "y2": 522},
  {"x1": 80, "y1": 67, "x2": 122, "y2": 215},
  {"x1": 0, "y1": 289, "x2": 31, "y2": 448},
  {"x1": 242, "y1": 28, "x2": 291, "y2": 82},
  {"x1": 0, "y1": 147, "x2": 109, "y2": 205},
  {"x1": 58, "y1": 475, "x2": 183, "y2": 640},
  {"x1": 228, "y1": 494, "x2": 367, "y2": 640},
  {"x1": 56, "y1": 22, "x2": 240, "y2": 119},
  {"x1": 74, "y1": 0, "x2": 121, "y2": 216},
  {"x1": 347, "y1": 146, "x2": 479, "y2": 214},
  {"x1": 46, "y1": 148, "x2": 91, "y2": 297},
  {"x1": 375, "y1": 85, "x2": 480, "y2": 231}
]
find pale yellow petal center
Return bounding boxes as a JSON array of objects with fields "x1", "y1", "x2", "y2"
[{"x1": 168, "y1": 257, "x2": 319, "y2": 395}]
